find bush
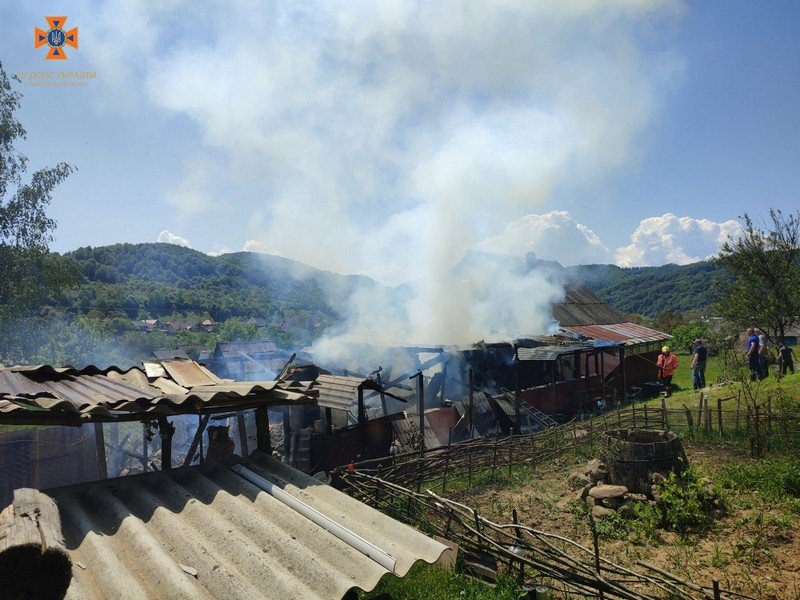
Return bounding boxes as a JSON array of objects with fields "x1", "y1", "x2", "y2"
[{"x1": 659, "y1": 469, "x2": 714, "y2": 533}]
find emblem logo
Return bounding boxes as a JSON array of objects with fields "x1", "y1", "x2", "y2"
[{"x1": 35, "y1": 17, "x2": 78, "y2": 60}]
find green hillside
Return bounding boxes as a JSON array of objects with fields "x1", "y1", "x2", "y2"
[
  {"x1": 566, "y1": 260, "x2": 730, "y2": 317},
  {"x1": 56, "y1": 243, "x2": 372, "y2": 324},
  {"x1": 0, "y1": 244, "x2": 377, "y2": 367}
]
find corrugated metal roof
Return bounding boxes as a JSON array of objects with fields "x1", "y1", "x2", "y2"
[
  {"x1": 52, "y1": 455, "x2": 448, "y2": 599},
  {"x1": 516, "y1": 344, "x2": 593, "y2": 361},
  {"x1": 560, "y1": 323, "x2": 670, "y2": 347},
  {"x1": 0, "y1": 362, "x2": 318, "y2": 425},
  {"x1": 552, "y1": 286, "x2": 625, "y2": 327},
  {"x1": 214, "y1": 340, "x2": 279, "y2": 358},
  {"x1": 313, "y1": 375, "x2": 407, "y2": 412},
  {"x1": 160, "y1": 359, "x2": 225, "y2": 388}
]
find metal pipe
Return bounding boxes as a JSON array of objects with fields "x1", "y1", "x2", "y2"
[{"x1": 231, "y1": 464, "x2": 397, "y2": 572}]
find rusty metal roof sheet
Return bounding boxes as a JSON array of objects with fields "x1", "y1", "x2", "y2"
[
  {"x1": 560, "y1": 323, "x2": 670, "y2": 347},
  {"x1": 52, "y1": 455, "x2": 448, "y2": 600},
  {"x1": 552, "y1": 286, "x2": 625, "y2": 327},
  {"x1": 160, "y1": 359, "x2": 225, "y2": 388}
]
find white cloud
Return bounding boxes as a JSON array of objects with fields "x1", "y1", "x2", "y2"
[
  {"x1": 242, "y1": 240, "x2": 266, "y2": 253},
  {"x1": 206, "y1": 244, "x2": 231, "y2": 257},
  {"x1": 156, "y1": 230, "x2": 191, "y2": 248},
  {"x1": 615, "y1": 213, "x2": 740, "y2": 267},
  {"x1": 475, "y1": 211, "x2": 613, "y2": 266}
]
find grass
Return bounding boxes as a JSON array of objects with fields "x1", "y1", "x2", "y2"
[
  {"x1": 358, "y1": 563, "x2": 526, "y2": 599},
  {"x1": 717, "y1": 456, "x2": 800, "y2": 502}
]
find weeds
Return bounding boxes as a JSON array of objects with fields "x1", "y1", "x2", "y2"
[{"x1": 718, "y1": 456, "x2": 800, "y2": 501}]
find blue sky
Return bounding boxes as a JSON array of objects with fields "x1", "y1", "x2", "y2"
[{"x1": 1, "y1": 1, "x2": 798, "y2": 285}]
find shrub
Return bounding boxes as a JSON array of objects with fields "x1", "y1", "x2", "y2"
[{"x1": 659, "y1": 469, "x2": 713, "y2": 533}]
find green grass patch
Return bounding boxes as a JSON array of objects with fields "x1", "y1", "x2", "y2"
[
  {"x1": 358, "y1": 563, "x2": 526, "y2": 599},
  {"x1": 717, "y1": 457, "x2": 800, "y2": 502}
]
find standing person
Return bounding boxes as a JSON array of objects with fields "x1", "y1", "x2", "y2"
[
  {"x1": 756, "y1": 329, "x2": 769, "y2": 379},
  {"x1": 745, "y1": 327, "x2": 761, "y2": 381},
  {"x1": 778, "y1": 340, "x2": 795, "y2": 375},
  {"x1": 690, "y1": 339, "x2": 708, "y2": 390},
  {"x1": 657, "y1": 346, "x2": 679, "y2": 397}
]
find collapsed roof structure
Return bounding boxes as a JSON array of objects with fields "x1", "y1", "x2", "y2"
[{"x1": 0, "y1": 361, "x2": 450, "y2": 598}]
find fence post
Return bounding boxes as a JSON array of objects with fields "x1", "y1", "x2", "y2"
[
  {"x1": 572, "y1": 422, "x2": 578, "y2": 456},
  {"x1": 508, "y1": 427, "x2": 514, "y2": 478},
  {"x1": 717, "y1": 399, "x2": 723, "y2": 434},
  {"x1": 512, "y1": 508, "x2": 525, "y2": 584},
  {"x1": 469, "y1": 446, "x2": 474, "y2": 488},
  {"x1": 736, "y1": 393, "x2": 741, "y2": 432},
  {"x1": 697, "y1": 393, "x2": 704, "y2": 428},
  {"x1": 442, "y1": 430, "x2": 452, "y2": 493},
  {"x1": 661, "y1": 398, "x2": 669, "y2": 430},
  {"x1": 683, "y1": 405, "x2": 693, "y2": 430},
  {"x1": 767, "y1": 397, "x2": 773, "y2": 436},
  {"x1": 492, "y1": 431, "x2": 498, "y2": 478},
  {"x1": 644, "y1": 404, "x2": 649, "y2": 429},
  {"x1": 632, "y1": 404, "x2": 637, "y2": 429}
]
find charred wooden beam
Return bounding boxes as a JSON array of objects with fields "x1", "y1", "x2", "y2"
[
  {"x1": 0, "y1": 488, "x2": 72, "y2": 598},
  {"x1": 255, "y1": 406, "x2": 272, "y2": 452},
  {"x1": 157, "y1": 416, "x2": 175, "y2": 470}
]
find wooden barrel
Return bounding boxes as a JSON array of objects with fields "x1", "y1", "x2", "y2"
[{"x1": 603, "y1": 429, "x2": 687, "y2": 495}]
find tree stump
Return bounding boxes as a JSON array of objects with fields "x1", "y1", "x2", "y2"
[{"x1": 0, "y1": 488, "x2": 72, "y2": 599}]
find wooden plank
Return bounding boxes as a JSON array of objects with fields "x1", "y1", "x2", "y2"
[{"x1": 0, "y1": 488, "x2": 72, "y2": 598}]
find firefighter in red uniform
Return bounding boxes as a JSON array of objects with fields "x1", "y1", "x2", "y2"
[{"x1": 657, "y1": 346, "x2": 679, "y2": 397}]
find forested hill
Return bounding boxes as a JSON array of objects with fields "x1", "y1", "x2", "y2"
[
  {"x1": 566, "y1": 260, "x2": 730, "y2": 317},
  {"x1": 55, "y1": 243, "x2": 726, "y2": 324},
  {"x1": 58, "y1": 243, "x2": 375, "y2": 326}
]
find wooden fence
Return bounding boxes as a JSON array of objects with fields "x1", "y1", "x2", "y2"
[{"x1": 341, "y1": 398, "x2": 800, "y2": 493}]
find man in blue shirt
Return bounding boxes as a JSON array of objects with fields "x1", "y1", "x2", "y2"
[
  {"x1": 746, "y1": 327, "x2": 761, "y2": 381},
  {"x1": 690, "y1": 339, "x2": 708, "y2": 390}
]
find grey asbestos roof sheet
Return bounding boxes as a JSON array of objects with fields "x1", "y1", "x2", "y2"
[
  {"x1": 52, "y1": 455, "x2": 448, "y2": 600},
  {"x1": 0, "y1": 362, "x2": 318, "y2": 425}
]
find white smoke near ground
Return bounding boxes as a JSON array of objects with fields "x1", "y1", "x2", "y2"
[
  {"x1": 80, "y1": 0, "x2": 685, "y2": 359},
  {"x1": 156, "y1": 230, "x2": 192, "y2": 248},
  {"x1": 615, "y1": 213, "x2": 740, "y2": 267}
]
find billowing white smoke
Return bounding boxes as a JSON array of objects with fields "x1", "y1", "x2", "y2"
[{"x1": 85, "y1": 1, "x2": 684, "y2": 355}]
